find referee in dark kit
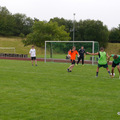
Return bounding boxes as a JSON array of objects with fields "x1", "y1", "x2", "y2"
[{"x1": 77, "y1": 46, "x2": 86, "y2": 66}]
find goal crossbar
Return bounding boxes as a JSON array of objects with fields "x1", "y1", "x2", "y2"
[{"x1": 45, "y1": 41, "x2": 97, "y2": 43}]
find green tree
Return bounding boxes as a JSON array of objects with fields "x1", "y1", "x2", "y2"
[
  {"x1": 50, "y1": 18, "x2": 109, "y2": 47},
  {"x1": 23, "y1": 21, "x2": 71, "y2": 47},
  {"x1": 50, "y1": 17, "x2": 73, "y2": 40},
  {"x1": 0, "y1": 6, "x2": 15, "y2": 36},
  {"x1": 109, "y1": 27, "x2": 120, "y2": 43},
  {"x1": 0, "y1": 6, "x2": 34, "y2": 36},
  {"x1": 13, "y1": 13, "x2": 33, "y2": 36},
  {"x1": 76, "y1": 20, "x2": 109, "y2": 47}
]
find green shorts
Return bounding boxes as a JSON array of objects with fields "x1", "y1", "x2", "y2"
[{"x1": 98, "y1": 64, "x2": 108, "y2": 68}]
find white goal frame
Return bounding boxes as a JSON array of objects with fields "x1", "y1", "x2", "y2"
[
  {"x1": 0, "y1": 47, "x2": 15, "y2": 53},
  {"x1": 45, "y1": 41, "x2": 99, "y2": 65}
]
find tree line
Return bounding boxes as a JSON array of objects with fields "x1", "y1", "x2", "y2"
[
  {"x1": 0, "y1": 6, "x2": 33, "y2": 36},
  {"x1": 0, "y1": 6, "x2": 120, "y2": 48}
]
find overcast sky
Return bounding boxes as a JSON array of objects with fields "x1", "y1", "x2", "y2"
[{"x1": 0, "y1": 0, "x2": 120, "y2": 29}]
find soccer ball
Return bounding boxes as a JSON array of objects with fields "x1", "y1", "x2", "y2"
[
  {"x1": 66, "y1": 55, "x2": 71, "y2": 59},
  {"x1": 67, "y1": 55, "x2": 71, "y2": 59},
  {"x1": 110, "y1": 73, "x2": 115, "y2": 77}
]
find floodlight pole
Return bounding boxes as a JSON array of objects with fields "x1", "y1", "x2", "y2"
[{"x1": 73, "y1": 13, "x2": 75, "y2": 46}]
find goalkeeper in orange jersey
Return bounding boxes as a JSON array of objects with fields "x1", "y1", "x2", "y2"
[{"x1": 67, "y1": 46, "x2": 79, "y2": 72}]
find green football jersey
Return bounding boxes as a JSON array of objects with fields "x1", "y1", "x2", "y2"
[
  {"x1": 98, "y1": 51, "x2": 107, "y2": 65},
  {"x1": 111, "y1": 54, "x2": 120, "y2": 64}
]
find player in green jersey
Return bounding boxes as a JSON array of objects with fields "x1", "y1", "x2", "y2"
[
  {"x1": 87, "y1": 47, "x2": 110, "y2": 77},
  {"x1": 108, "y1": 54, "x2": 120, "y2": 78}
]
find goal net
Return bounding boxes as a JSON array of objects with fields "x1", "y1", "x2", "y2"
[{"x1": 45, "y1": 41, "x2": 99, "y2": 65}]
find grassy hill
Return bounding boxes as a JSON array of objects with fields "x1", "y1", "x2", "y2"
[
  {"x1": 0, "y1": 36, "x2": 120, "y2": 58},
  {"x1": 105, "y1": 43, "x2": 120, "y2": 55},
  {"x1": 0, "y1": 37, "x2": 44, "y2": 57}
]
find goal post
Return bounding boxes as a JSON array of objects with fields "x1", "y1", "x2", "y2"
[{"x1": 45, "y1": 41, "x2": 99, "y2": 65}]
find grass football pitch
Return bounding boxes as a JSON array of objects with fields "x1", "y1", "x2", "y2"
[{"x1": 0, "y1": 59, "x2": 120, "y2": 120}]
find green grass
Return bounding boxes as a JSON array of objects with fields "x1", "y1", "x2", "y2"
[{"x1": 0, "y1": 59, "x2": 120, "y2": 120}]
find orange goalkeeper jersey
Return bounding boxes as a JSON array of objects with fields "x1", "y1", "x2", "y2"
[{"x1": 69, "y1": 50, "x2": 78, "y2": 60}]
